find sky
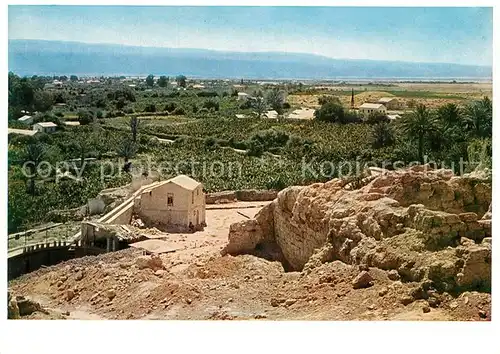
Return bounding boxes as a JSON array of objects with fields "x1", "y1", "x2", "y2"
[{"x1": 8, "y1": 6, "x2": 493, "y2": 66}]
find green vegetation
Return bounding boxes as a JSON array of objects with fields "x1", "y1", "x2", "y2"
[
  {"x1": 385, "y1": 90, "x2": 467, "y2": 100},
  {"x1": 7, "y1": 73, "x2": 492, "y2": 234}
]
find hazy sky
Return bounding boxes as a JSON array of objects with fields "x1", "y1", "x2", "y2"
[{"x1": 8, "y1": 6, "x2": 493, "y2": 66}]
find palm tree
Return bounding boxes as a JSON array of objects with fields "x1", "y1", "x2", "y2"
[
  {"x1": 74, "y1": 132, "x2": 96, "y2": 167},
  {"x1": 399, "y1": 104, "x2": 439, "y2": 163},
  {"x1": 437, "y1": 103, "x2": 461, "y2": 129},
  {"x1": 371, "y1": 122, "x2": 395, "y2": 148},
  {"x1": 117, "y1": 138, "x2": 137, "y2": 161},
  {"x1": 432, "y1": 103, "x2": 464, "y2": 152},
  {"x1": 265, "y1": 88, "x2": 284, "y2": 115},
  {"x1": 463, "y1": 96, "x2": 492, "y2": 138},
  {"x1": 129, "y1": 116, "x2": 140, "y2": 143},
  {"x1": 22, "y1": 143, "x2": 46, "y2": 195},
  {"x1": 253, "y1": 97, "x2": 267, "y2": 119}
]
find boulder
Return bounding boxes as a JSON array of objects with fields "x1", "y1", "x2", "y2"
[
  {"x1": 105, "y1": 289, "x2": 116, "y2": 300},
  {"x1": 15, "y1": 295, "x2": 48, "y2": 315},
  {"x1": 352, "y1": 271, "x2": 374, "y2": 289},
  {"x1": 8, "y1": 292, "x2": 20, "y2": 319},
  {"x1": 135, "y1": 255, "x2": 165, "y2": 271}
]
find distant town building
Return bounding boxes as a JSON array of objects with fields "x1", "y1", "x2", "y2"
[
  {"x1": 237, "y1": 92, "x2": 250, "y2": 101},
  {"x1": 8, "y1": 128, "x2": 37, "y2": 137},
  {"x1": 265, "y1": 110, "x2": 279, "y2": 119},
  {"x1": 18, "y1": 115, "x2": 33, "y2": 125},
  {"x1": 359, "y1": 103, "x2": 387, "y2": 116},
  {"x1": 377, "y1": 97, "x2": 401, "y2": 110},
  {"x1": 64, "y1": 121, "x2": 81, "y2": 127},
  {"x1": 33, "y1": 122, "x2": 58, "y2": 134},
  {"x1": 138, "y1": 175, "x2": 206, "y2": 230}
]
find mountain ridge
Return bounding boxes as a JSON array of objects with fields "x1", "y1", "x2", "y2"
[{"x1": 8, "y1": 39, "x2": 492, "y2": 79}]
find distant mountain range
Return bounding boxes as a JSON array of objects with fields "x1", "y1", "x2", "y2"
[{"x1": 8, "y1": 39, "x2": 492, "y2": 80}]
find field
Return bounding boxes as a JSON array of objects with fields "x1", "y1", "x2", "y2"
[
  {"x1": 7, "y1": 75, "x2": 492, "y2": 233},
  {"x1": 288, "y1": 81, "x2": 492, "y2": 110}
]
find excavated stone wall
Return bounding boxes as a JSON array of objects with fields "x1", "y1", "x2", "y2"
[{"x1": 223, "y1": 166, "x2": 491, "y2": 292}]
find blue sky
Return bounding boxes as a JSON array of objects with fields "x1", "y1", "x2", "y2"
[{"x1": 8, "y1": 6, "x2": 493, "y2": 66}]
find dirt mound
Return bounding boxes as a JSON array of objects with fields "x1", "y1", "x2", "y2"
[{"x1": 224, "y1": 166, "x2": 491, "y2": 296}]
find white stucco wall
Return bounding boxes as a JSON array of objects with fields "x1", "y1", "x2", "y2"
[
  {"x1": 360, "y1": 106, "x2": 387, "y2": 116},
  {"x1": 139, "y1": 181, "x2": 206, "y2": 227}
]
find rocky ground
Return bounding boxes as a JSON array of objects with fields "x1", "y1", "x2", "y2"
[
  {"x1": 10, "y1": 249, "x2": 491, "y2": 321},
  {"x1": 8, "y1": 166, "x2": 491, "y2": 321},
  {"x1": 8, "y1": 248, "x2": 490, "y2": 320}
]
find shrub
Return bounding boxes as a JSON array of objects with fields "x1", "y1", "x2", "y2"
[
  {"x1": 314, "y1": 102, "x2": 345, "y2": 123},
  {"x1": 164, "y1": 102, "x2": 177, "y2": 113},
  {"x1": 318, "y1": 96, "x2": 341, "y2": 105},
  {"x1": 77, "y1": 110, "x2": 94, "y2": 125},
  {"x1": 172, "y1": 107, "x2": 186, "y2": 115},
  {"x1": 239, "y1": 100, "x2": 253, "y2": 109},
  {"x1": 265, "y1": 175, "x2": 288, "y2": 191},
  {"x1": 344, "y1": 111, "x2": 363, "y2": 124},
  {"x1": 197, "y1": 108, "x2": 210, "y2": 115},
  {"x1": 247, "y1": 140, "x2": 264, "y2": 157},
  {"x1": 203, "y1": 99, "x2": 219, "y2": 111},
  {"x1": 228, "y1": 137, "x2": 247, "y2": 150},
  {"x1": 204, "y1": 137, "x2": 217, "y2": 149},
  {"x1": 366, "y1": 112, "x2": 389, "y2": 125},
  {"x1": 144, "y1": 104, "x2": 156, "y2": 113},
  {"x1": 197, "y1": 91, "x2": 218, "y2": 98}
]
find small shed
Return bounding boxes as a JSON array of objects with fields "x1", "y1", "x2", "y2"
[
  {"x1": 33, "y1": 122, "x2": 58, "y2": 134},
  {"x1": 18, "y1": 115, "x2": 33, "y2": 125},
  {"x1": 138, "y1": 175, "x2": 206, "y2": 230},
  {"x1": 237, "y1": 92, "x2": 250, "y2": 101}
]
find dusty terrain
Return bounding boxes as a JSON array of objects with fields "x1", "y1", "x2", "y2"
[
  {"x1": 8, "y1": 248, "x2": 490, "y2": 320},
  {"x1": 288, "y1": 82, "x2": 492, "y2": 110},
  {"x1": 8, "y1": 168, "x2": 491, "y2": 321}
]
